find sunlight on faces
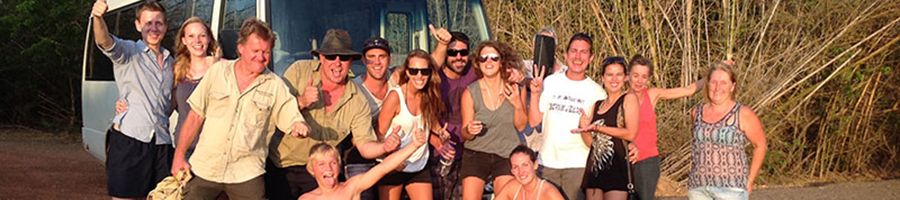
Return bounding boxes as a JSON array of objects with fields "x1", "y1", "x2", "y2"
[
  {"x1": 602, "y1": 63, "x2": 627, "y2": 93},
  {"x1": 707, "y1": 69, "x2": 736, "y2": 104},
  {"x1": 237, "y1": 33, "x2": 272, "y2": 74},
  {"x1": 308, "y1": 147, "x2": 341, "y2": 188},
  {"x1": 318, "y1": 54, "x2": 352, "y2": 84},
  {"x1": 135, "y1": 10, "x2": 166, "y2": 48},
  {"x1": 629, "y1": 64, "x2": 651, "y2": 92},
  {"x1": 364, "y1": 49, "x2": 390, "y2": 80},
  {"x1": 447, "y1": 41, "x2": 470, "y2": 74},
  {"x1": 181, "y1": 22, "x2": 210, "y2": 57},
  {"x1": 406, "y1": 57, "x2": 431, "y2": 90},
  {"x1": 510, "y1": 152, "x2": 538, "y2": 185},
  {"x1": 565, "y1": 40, "x2": 593, "y2": 74},
  {"x1": 477, "y1": 47, "x2": 501, "y2": 77}
]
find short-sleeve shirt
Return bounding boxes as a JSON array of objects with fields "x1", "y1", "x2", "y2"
[
  {"x1": 101, "y1": 36, "x2": 174, "y2": 144},
  {"x1": 274, "y1": 60, "x2": 378, "y2": 167},
  {"x1": 537, "y1": 73, "x2": 606, "y2": 169},
  {"x1": 187, "y1": 60, "x2": 304, "y2": 183},
  {"x1": 439, "y1": 66, "x2": 479, "y2": 136}
]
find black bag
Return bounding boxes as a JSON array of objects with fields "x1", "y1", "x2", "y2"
[
  {"x1": 624, "y1": 141, "x2": 641, "y2": 200},
  {"x1": 533, "y1": 34, "x2": 555, "y2": 78}
]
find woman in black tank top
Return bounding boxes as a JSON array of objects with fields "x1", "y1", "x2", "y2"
[{"x1": 571, "y1": 57, "x2": 640, "y2": 199}]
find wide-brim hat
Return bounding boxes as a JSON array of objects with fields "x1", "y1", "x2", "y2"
[{"x1": 310, "y1": 29, "x2": 362, "y2": 60}]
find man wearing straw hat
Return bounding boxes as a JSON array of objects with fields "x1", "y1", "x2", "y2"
[{"x1": 265, "y1": 29, "x2": 401, "y2": 200}]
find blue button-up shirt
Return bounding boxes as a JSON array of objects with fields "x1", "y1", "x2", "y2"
[{"x1": 100, "y1": 36, "x2": 174, "y2": 145}]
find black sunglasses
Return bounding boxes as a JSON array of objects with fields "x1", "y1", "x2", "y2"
[
  {"x1": 447, "y1": 49, "x2": 469, "y2": 57},
  {"x1": 406, "y1": 67, "x2": 433, "y2": 76},
  {"x1": 477, "y1": 54, "x2": 501, "y2": 63},
  {"x1": 324, "y1": 55, "x2": 353, "y2": 61}
]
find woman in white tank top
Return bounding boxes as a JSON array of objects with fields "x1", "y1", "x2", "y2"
[{"x1": 376, "y1": 50, "x2": 449, "y2": 200}]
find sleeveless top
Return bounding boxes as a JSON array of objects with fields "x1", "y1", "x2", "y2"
[
  {"x1": 174, "y1": 77, "x2": 201, "y2": 157},
  {"x1": 634, "y1": 90, "x2": 659, "y2": 161},
  {"x1": 584, "y1": 96, "x2": 628, "y2": 190},
  {"x1": 463, "y1": 81, "x2": 521, "y2": 157},
  {"x1": 513, "y1": 179, "x2": 547, "y2": 200},
  {"x1": 688, "y1": 103, "x2": 748, "y2": 189},
  {"x1": 384, "y1": 86, "x2": 430, "y2": 172}
]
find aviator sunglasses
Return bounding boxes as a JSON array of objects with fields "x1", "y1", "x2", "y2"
[{"x1": 477, "y1": 54, "x2": 501, "y2": 63}]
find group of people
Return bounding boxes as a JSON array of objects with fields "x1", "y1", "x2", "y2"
[{"x1": 93, "y1": 1, "x2": 767, "y2": 200}]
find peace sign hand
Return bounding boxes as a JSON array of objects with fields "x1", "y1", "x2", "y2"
[{"x1": 529, "y1": 64, "x2": 547, "y2": 94}]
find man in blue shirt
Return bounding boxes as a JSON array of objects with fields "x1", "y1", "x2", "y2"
[{"x1": 91, "y1": 0, "x2": 174, "y2": 199}]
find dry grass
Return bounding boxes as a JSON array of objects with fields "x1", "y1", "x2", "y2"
[{"x1": 485, "y1": 0, "x2": 900, "y2": 193}]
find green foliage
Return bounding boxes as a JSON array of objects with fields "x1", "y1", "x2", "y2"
[{"x1": 0, "y1": 0, "x2": 91, "y2": 130}]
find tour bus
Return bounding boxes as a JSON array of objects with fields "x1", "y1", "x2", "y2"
[{"x1": 82, "y1": 0, "x2": 492, "y2": 161}]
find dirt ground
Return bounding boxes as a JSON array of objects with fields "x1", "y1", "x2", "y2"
[{"x1": 1, "y1": 128, "x2": 898, "y2": 199}]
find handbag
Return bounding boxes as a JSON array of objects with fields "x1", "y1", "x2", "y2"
[{"x1": 624, "y1": 141, "x2": 640, "y2": 200}]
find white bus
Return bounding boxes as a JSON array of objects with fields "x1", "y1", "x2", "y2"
[{"x1": 82, "y1": 0, "x2": 492, "y2": 161}]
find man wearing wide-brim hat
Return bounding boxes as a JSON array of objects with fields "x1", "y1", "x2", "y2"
[{"x1": 265, "y1": 28, "x2": 402, "y2": 200}]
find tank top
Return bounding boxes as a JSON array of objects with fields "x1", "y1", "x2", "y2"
[
  {"x1": 688, "y1": 103, "x2": 748, "y2": 189},
  {"x1": 634, "y1": 90, "x2": 659, "y2": 161},
  {"x1": 513, "y1": 179, "x2": 547, "y2": 200},
  {"x1": 174, "y1": 77, "x2": 201, "y2": 157},
  {"x1": 383, "y1": 86, "x2": 430, "y2": 172},
  {"x1": 584, "y1": 96, "x2": 628, "y2": 190},
  {"x1": 463, "y1": 81, "x2": 521, "y2": 157}
]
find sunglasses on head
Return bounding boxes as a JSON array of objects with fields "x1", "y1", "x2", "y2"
[
  {"x1": 477, "y1": 54, "x2": 501, "y2": 63},
  {"x1": 447, "y1": 49, "x2": 469, "y2": 57},
  {"x1": 324, "y1": 54, "x2": 353, "y2": 61},
  {"x1": 406, "y1": 67, "x2": 433, "y2": 76}
]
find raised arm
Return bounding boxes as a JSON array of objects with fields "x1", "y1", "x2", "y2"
[
  {"x1": 91, "y1": 0, "x2": 114, "y2": 50},
  {"x1": 429, "y1": 25, "x2": 451, "y2": 67},
  {"x1": 347, "y1": 123, "x2": 426, "y2": 193},
  {"x1": 740, "y1": 106, "x2": 767, "y2": 193},
  {"x1": 528, "y1": 64, "x2": 547, "y2": 127},
  {"x1": 506, "y1": 82, "x2": 528, "y2": 132},
  {"x1": 654, "y1": 78, "x2": 703, "y2": 101}
]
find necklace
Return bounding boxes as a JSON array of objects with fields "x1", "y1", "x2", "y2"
[{"x1": 481, "y1": 79, "x2": 503, "y2": 110}]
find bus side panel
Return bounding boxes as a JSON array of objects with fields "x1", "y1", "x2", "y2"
[{"x1": 81, "y1": 80, "x2": 119, "y2": 162}]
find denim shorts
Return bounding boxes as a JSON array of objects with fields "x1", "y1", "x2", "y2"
[{"x1": 687, "y1": 186, "x2": 748, "y2": 200}]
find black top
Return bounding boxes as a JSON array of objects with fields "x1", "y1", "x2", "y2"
[{"x1": 583, "y1": 95, "x2": 629, "y2": 191}]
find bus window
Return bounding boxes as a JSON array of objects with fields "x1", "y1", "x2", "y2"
[
  {"x1": 385, "y1": 12, "x2": 411, "y2": 66},
  {"x1": 160, "y1": 0, "x2": 215, "y2": 50},
  {"x1": 219, "y1": 0, "x2": 256, "y2": 60},
  {"x1": 426, "y1": 0, "x2": 490, "y2": 49}
]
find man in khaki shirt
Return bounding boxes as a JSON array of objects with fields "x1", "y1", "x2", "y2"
[
  {"x1": 171, "y1": 19, "x2": 309, "y2": 200},
  {"x1": 264, "y1": 29, "x2": 401, "y2": 200}
]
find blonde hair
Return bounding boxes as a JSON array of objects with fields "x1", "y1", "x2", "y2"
[
  {"x1": 173, "y1": 17, "x2": 217, "y2": 84},
  {"x1": 306, "y1": 143, "x2": 341, "y2": 173},
  {"x1": 703, "y1": 61, "x2": 738, "y2": 101}
]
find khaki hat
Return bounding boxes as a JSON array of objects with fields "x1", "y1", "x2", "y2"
[{"x1": 311, "y1": 29, "x2": 361, "y2": 60}]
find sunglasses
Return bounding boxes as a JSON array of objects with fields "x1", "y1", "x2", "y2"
[
  {"x1": 406, "y1": 67, "x2": 433, "y2": 76},
  {"x1": 477, "y1": 54, "x2": 501, "y2": 63},
  {"x1": 324, "y1": 55, "x2": 353, "y2": 61},
  {"x1": 447, "y1": 49, "x2": 469, "y2": 57}
]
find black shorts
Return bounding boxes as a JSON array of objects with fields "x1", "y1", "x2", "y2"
[
  {"x1": 106, "y1": 127, "x2": 173, "y2": 198},
  {"x1": 459, "y1": 149, "x2": 512, "y2": 181},
  {"x1": 379, "y1": 160, "x2": 433, "y2": 186}
]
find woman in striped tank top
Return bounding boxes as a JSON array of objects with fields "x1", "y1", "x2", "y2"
[{"x1": 687, "y1": 62, "x2": 767, "y2": 200}]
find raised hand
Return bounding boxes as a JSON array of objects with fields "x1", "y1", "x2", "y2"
[
  {"x1": 382, "y1": 126, "x2": 402, "y2": 153},
  {"x1": 92, "y1": 0, "x2": 108, "y2": 18},
  {"x1": 289, "y1": 121, "x2": 310, "y2": 138},
  {"x1": 529, "y1": 64, "x2": 547, "y2": 94},
  {"x1": 429, "y1": 24, "x2": 451, "y2": 45},
  {"x1": 298, "y1": 78, "x2": 320, "y2": 109},
  {"x1": 438, "y1": 140, "x2": 457, "y2": 160},
  {"x1": 467, "y1": 120, "x2": 484, "y2": 136},
  {"x1": 411, "y1": 122, "x2": 427, "y2": 147},
  {"x1": 504, "y1": 82, "x2": 522, "y2": 107},
  {"x1": 571, "y1": 109, "x2": 600, "y2": 133},
  {"x1": 436, "y1": 123, "x2": 451, "y2": 141}
]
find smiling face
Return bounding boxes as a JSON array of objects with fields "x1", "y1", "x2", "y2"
[
  {"x1": 565, "y1": 40, "x2": 593, "y2": 75},
  {"x1": 629, "y1": 64, "x2": 651, "y2": 92},
  {"x1": 135, "y1": 10, "x2": 166, "y2": 49},
  {"x1": 707, "y1": 69, "x2": 736, "y2": 104},
  {"x1": 236, "y1": 33, "x2": 272, "y2": 74},
  {"x1": 510, "y1": 152, "x2": 538, "y2": 185},
  {"x1": 180, "y1": 22, "x2": 210, "y2": 57},
  {"x1": 476, "y1": 47, "x2": 502, "y2": 78},
  {"x1": 602, "y1": 63, "x2": 627, "y2": 93},
  {"x1": 446, "y1": 41, "x2": 470, "y2": 74},
  {"x1": 406, "y1": 57, "x2": 431, "y2": 90},
  {"x1": 318, "y1": 54, "x2": 352, "y2": 85},
  {"x1": 363, "y1": 48, "x2": 390, "y2": 81},
  {"x1": 310, "y1": 152, "x2": 341, "y2": 189}
]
